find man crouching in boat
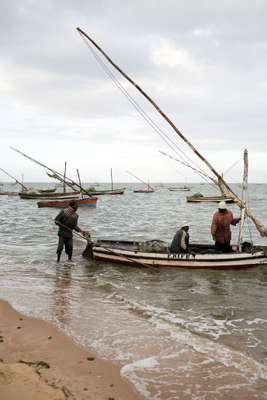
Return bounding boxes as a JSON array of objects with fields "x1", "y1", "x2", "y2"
[
  {"x1": 170, "y1": 222, "x2": 190, "y2": 254},
  {"x1": 211, "y1": 201, "x2": 241, "y2": 253},
  {"x1": 55, "y1": 200, "x2": 86, "y2": 263}
]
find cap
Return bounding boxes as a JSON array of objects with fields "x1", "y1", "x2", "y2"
[
  {"x1": 179, "y1": 221, "x2": 189, "y2": 229},
  {"x1": 218, "y1": 201, "x2": 227, "y2": 210}
]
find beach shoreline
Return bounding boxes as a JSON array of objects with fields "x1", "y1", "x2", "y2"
[{"x1": 0, "y1": 298, "x2": 143, "y2": 400}]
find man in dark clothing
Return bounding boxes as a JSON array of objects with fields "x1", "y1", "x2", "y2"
[
  {"x1": 55, "y1": 200, "x2": 85, "y2": 262},
  {"x1": 170, "y1": 222, "x2": 190, "y2": 254}
]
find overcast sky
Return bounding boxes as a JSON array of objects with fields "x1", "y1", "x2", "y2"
[{"x1": 1, "y1": 0, "x2": 267, "y2": 183}]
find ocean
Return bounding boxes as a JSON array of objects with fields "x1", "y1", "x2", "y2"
[{"x1": 1, "y1": 182, "x2": 267, "y2": 399}]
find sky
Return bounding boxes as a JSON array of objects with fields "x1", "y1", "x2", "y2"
[{"x1": 1, "y1": 0, "x2": 267, "y2": 183}]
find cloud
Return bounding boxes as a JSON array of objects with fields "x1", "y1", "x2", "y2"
[{"x1": 0, "y1": 0, "x2": 267, "y2": 182}]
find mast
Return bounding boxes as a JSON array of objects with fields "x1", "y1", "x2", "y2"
[
  {"x1": 63, "y1": 161, "x2": 67, "y2": 193},
  {"x1": 10, "y1": 147, "x2": 92, "y2": 197},
  {"x1": 77, "y1": 27, "x2": 267, "y2": 237},
  {"x1": 76, "y1": 169, "x2": 83, "y2": 198},
  {"x1": 0, "y1": 167, "x2": 28, "y2": 191},
  {"x1": 237, "y1": 149, "x2": 248, "y2": 251},
  {"x1": 126, "y1": 170, "x2": 154, "y2": 190},
  {"x1": 111, "y1": 168, "x2": 114, "y2": 191}
]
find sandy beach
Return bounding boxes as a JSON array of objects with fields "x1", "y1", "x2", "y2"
[{"x1": 0, "y1": 299, "x2": 142, "y2": 400}]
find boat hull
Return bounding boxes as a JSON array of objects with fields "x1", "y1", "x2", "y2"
[
  {"x1": 83, "y1": 240, "x2": 267, "y2": 269},
  {"x1": 37, "y1": 196, "x2": 98, "y2": 208},
  {"x1": 83, "y1": 188, "x2": 125, "y2": 195},
  {"x1": 186, "y1": 196, "x2": 234, "y2": 203},
  {"x1": 19, "y1": 191, "x2": 80, "y2": 199}
]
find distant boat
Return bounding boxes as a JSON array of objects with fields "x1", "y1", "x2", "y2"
[
  {"x1": 19, "y1": 191, "x2": 80, "y2": 200},
  {"x1": 133, "y1": 186, "x2": 154, "y2": 193},
  {"x1": 37, "y1": 196, "x2": 98, "y2": 208},
  {"x1": 84, "y1": 188, "x2": 125, "y2": 195},
  {"x1": 0, "y1": 191, "x2": 19, "y2": 196},
  {"x1": 83, "y1": 169, "x2": 125, "y2": 196},
  {"x1": 168, "y1": 186, "x2": 191, "y2": 192},
  {"x1": 126, "y1": 170, "x2": 155, "y2": 193},
  {"x1": 186, "y1": 193, "x2": 234, "y2": 203}
]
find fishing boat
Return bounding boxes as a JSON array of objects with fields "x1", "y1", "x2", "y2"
[
  {"x1": 186, "y1": 193, "x2": 235, "y2": 203},
  {"x1": 19, "y1": 191, "x2": 80, "y2": 200},
  {"x1": 168, "y1": 186, "x2": 191, "y2": 192},
  {"x1": 37, "y1": 196, "x2": 97, "y2": 208},
  {"x1": 76, "y1": 28, "x2": 267, "y2": 269},
  {"x1": 38, "y1": 187, "x2": 57, "y2": 193},
  {"x1": 83, "y1": 169, "x2": 125, "y2": 195},
  {"x1": 85, "y1": 188, "x2": 125, "y2": 195},
  {"x1": 126, "y1": 171, "x2": 155, "y2": 193},
  {"x1": 83, "y1": 239, "x2": 267, "y2": 269},
  {"x1": 133, "y1": 186, "x2": 154, "y2": 193},
  {"x1": 0, "y1": 191, "x2": 19, "y2": 196}
]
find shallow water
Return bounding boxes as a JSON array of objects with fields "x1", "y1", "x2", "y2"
[{"x1": 1, "y1": 182, "x2": 267, "y2": 399}]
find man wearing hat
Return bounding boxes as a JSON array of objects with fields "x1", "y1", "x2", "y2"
[
  {"x1": 170, "y1": 222, "x2": 190, "y2": 254},
  {"x1": 211, "y1": 201, "x2": 240, "y2": 252},
  {"x1": 55, "y1": 200, "x2": 86, "y2": 262}
]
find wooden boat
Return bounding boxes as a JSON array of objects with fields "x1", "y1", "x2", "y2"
[
  {"x1": 83, "y1": 187, "x2": 125, "y2": 195},
  {"x1": 38, "y1": 187, "x2": 57, "y2": 193},
  {"x1": 19, "y1": 191, "x2": 80, "y2": 199},
  {"x1": 134, "y1": 187, "x2": 154, "y2": 193},
  {"x1": 168, "y1": 186, "x2": 191, "y2": 192},
  {"x1": 186, "y1": 193, "x2": 234, "y2": 203},
  {"x1": 0, "y1": 191, "x2": 19, "y2": 196},
  {"x1": 37, "y1": 196, "x2": 98, "y2": 208},
  {"x1": 83, "y1": 239, "x2": 267, "y2": 269}
]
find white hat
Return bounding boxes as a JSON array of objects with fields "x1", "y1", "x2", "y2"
[
  {"x1": 179, "y1": 221, "x2": 190, "y2": 229},
  {"x1": 218, "y1": 201, "x2": 227, "y2": 210}
]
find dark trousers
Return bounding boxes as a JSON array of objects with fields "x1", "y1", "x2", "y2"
[
  {"x1": 215, "y1": 241, "x2": 231, "y2": 253},
  {"x1": 57, "y1": 236, "x2": 73, "y2": 261}
]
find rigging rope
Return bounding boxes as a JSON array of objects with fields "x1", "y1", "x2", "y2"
[{"x1": 79, "y1": 33, "x2": 214, "y2": 183}]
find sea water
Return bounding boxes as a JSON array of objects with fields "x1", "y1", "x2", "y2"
[{"x1": 1, "y1": 182, "x2": 267, "y2": 399}]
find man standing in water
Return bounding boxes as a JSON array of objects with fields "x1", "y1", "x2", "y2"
[
  {"x1": 55, "y1": 200, "x2": 86, "y2": 262},
  {"x1": 211, "y1": 201, "x2": 241, "y2": 253}
]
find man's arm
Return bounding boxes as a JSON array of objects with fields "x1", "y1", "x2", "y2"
[
  {"x1": 55, "y1": 210, "x2": 64, "y2": 225},
  {"x1": 230, "y1": 211, "x2": 241, "y2": 225},
  {"x1": 211, "y1": 214, "x2": 218, "y2": 240}
]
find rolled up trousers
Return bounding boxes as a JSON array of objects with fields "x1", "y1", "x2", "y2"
[{"x1": 57, "y1": 236, "x2": 73, "y2": 259}]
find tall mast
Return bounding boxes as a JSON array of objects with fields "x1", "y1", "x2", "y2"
[
  {"x1": 111, "y1": 168, "x2": 113, "y2": 191},
  {"x1": 10, "y1": 147, "x2": 92, "y2": 197},
  {"x1": 76, "y1": 169, "x2": 83, "y2": 198},
  {"x1": 237, "y1": 149, "x2": 248, "y2": 251},
  {"x1": 63, "y1": 161, "x2": 67, "y2": 193}
]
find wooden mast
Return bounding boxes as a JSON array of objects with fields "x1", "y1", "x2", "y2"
[
  {"x1": 63, "y1": 161, "x2": 67, "y2": 193},
  {"x1": 126, "y1": 170, "x2": 154, "y2": 191},
  {"x1": 76, "y1": 169, "x2": 83, "y2": 198},
  {"x1": 10, "y1": 147, "x2": 92, "y2": 197},
  {"x1": 77, "y1": 27, "x2": 267, "y2": 237},
  {"x1": 111, "y1": 168, "x2": 114, "y2": 191},
  {"x1": 237, "y1": 149, "x2": 248, "y2": 251}
]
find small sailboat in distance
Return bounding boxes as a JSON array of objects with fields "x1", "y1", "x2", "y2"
[{"x1": 126, "y1": 171, "x2": 154, "y2": 193}]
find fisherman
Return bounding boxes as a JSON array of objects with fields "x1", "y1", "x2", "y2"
[
  {"x1": 55, "y1": 200, "x2": 86, "y2": 262},
  {"x1": 170, "y1": 222, "x2": 190, "y2": 254},
  {"x1": 211, "y1": 201, "x2": 241, "y2": 253}
]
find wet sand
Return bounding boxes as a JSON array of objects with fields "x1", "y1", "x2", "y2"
[{"x1": 0, "y1": 299, "x2": 142, "y2": 400}]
